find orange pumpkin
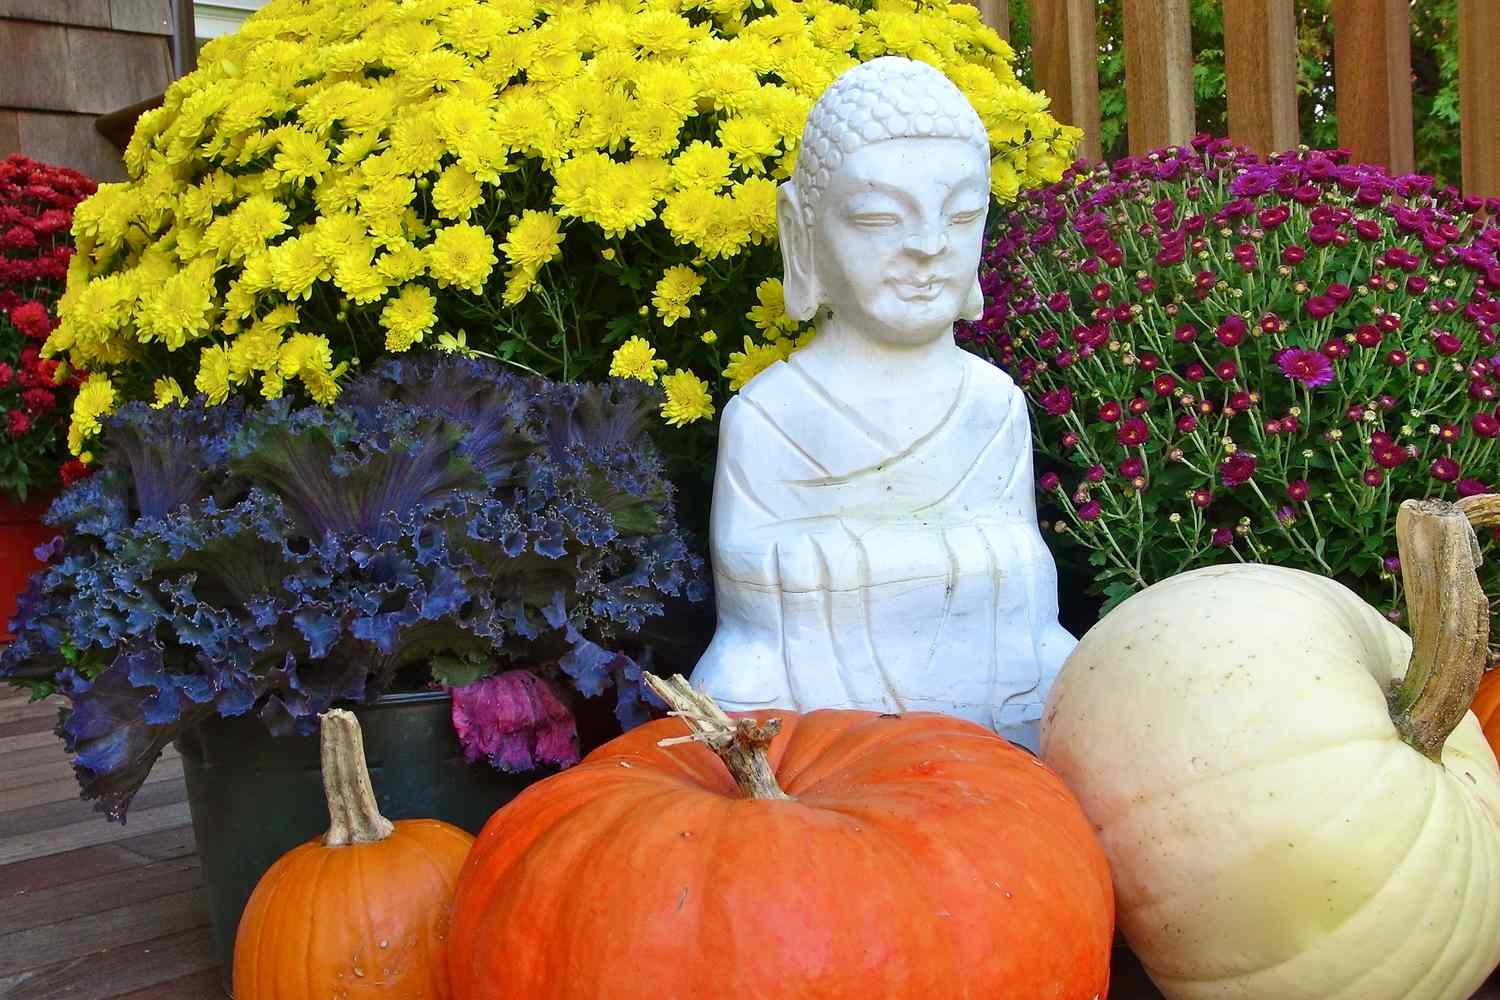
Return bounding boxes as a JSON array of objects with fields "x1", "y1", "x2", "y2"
[
  {"x1": 1473, "y1": 668, "x2": 1500, "y2": 756},
  {"x1": 448, "y1": 675, "x2": 1114, "y2": 999},
  {"x1": 234, "y1": 709, "x2": 474, "y2": 999}
]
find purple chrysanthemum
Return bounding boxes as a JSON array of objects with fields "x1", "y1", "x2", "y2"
[
  {"x1": 1220, "y1": 451, "x2": 1258, "y2": 487},
  {"x1": 1276, "y1": 347, "x2": 1336, "y2": 387}
]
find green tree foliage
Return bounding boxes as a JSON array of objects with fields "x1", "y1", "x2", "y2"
[{"x1": 1006, "y1": 0, "x2": 1461, "y2": 186}]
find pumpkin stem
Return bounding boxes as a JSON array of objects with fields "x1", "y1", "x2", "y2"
[
  {"x1": 644, "y1": 673, "x2": 793, "y2": 801},
  {"x1": 1389, "y1": 499, "x2": 1491, "y2": 761},
  {"x1": 319, "y1": 709, "x2": 395, "y2": 846}
]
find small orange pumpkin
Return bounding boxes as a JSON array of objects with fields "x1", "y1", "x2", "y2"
[
  {"x1": 448, "y1": 674, "x2": 1114, "y2": 999},
  {"x1": 233, "y1": 709, "x2": 474, "y2": 999}
]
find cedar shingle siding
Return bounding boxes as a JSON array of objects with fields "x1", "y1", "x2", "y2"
[{"x1": 0, "y1": 1, "x2": 174, "y2": 181}]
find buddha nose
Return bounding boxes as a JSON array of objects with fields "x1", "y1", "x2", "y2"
[{"x1": 902, "y1": 225, "x2": 948, "y2": 257}]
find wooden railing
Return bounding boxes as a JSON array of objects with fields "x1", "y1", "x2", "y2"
[{"x1": 968, "y1": 0, "x2": 1500, "y2": 198}]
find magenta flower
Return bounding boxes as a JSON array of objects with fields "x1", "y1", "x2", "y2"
[
  {"x1": 1153, "y1": 374, "x2": 1179, "y2": 396},
  {"x1": 1098, "y1": 400, "x2": 1122, "y2": 422},
  {"x1": 1473, "y1": 412, "x2": 1500, "y2": 438},
  {"x1": 1192, "y1": 488, "x2": 1213, "y2": 508},
  {"x1": 1355, "y1": 324, "x2": 1381, "y2": 348},
  {"x1": 1305, "y1": 295, "x2": 1338, "y2": 319},
  {"x1": 1219, "y1": 451, "x2": 1258, "y2": 487},
  {"x1": 1077, "y1": 500, "x2": 1102, "y2": 521},
  {"x1": 1217, "y1": 315, "x2": 1247, "y2": 346},
  {"x1": 1214, "y1": 359, "x2": 1238, "y2": 381},
  {"x1": 1040, "y1": 386, "x2": 1073, "y2": 416},
  {"x1": 1086, "y1": 463, "x2": 1106, "y2": 483},
  {"x1": 1363, "y1": 468, "x2": 1385, "y2": 487},
  {"x1": 450, "y1": 671, "x2": 581, "y2": 772},
  {"x1": 1211, "y1": 526, "x2": 1234, "y2": 546},
  {"x1": 1457, "y1": 479, "x2": 1491, "y2": 498},
  {"x1": 1434, "y1": 332, "x2": 1463, "y2": 355},
  {"x1": 1286, "y1": 480, "x2": 1311, "y2": 502},
  {"x1": 1039, "y1": 471, "x2": 1061, "y2": 492},
  {"x1": 1177, "y1": 413, "x2": 1198, "y2": 433},
  {"x1": 1117, "y1": 417, "x2": 1150, "y2": 446},
  {"x1": 1430, "y1": 457, "x2": 1461, "y2": 482},
  {"x1": 1276, "y1": 348, "x2": 1335, "y2": 387}
]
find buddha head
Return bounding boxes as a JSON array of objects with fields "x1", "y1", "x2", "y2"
[{"x1": 778, "y1": 57, "x2": 991, "y2": 348}]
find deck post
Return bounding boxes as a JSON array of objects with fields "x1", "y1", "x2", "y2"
[
  {"x1": 1029, "y1": 0, "x2": 1102, "y2": 162},
  {"x1": 1331, "y1": 0, "x2": 1414, "y2": 175},
  {"x1": 1223, "y1": 0, "x2": 1299, "y2": 156}
]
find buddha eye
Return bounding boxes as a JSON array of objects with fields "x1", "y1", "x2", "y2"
[
  {"x1": 951, "y1": 208, "x2": 985, "y2": 225},
  {"x1": 849, "y1": 213, "x2": 900, "y2": 228}
]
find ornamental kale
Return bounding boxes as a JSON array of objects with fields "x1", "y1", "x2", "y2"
[
  {"x1": 1, "y1": 355, "x2": 704, "y2": 821},
  {"x1": 966, "y1": 137, "x2": 1499, "y2": 645}
]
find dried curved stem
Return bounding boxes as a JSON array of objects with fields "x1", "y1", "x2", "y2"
[
  {"x1": 645, "y1": 673, "x2": 793, "y2": 801},
  {"x1": 319, "y1": 709, "x2": 394, "y2": 846},
  {"x1": 1458, "y1": 493, "x2": 1500, "y2": 666},
  {"x1": 1389, "y1": 500, "x2": 1490, "y2": 760}
]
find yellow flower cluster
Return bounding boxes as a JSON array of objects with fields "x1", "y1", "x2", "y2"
[{"x1": 46, "y1": 0, "x2": 1075, "y2": 453}]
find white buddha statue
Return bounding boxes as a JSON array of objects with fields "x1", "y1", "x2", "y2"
[{"x1": 690, "y1": 56, "x2": 1077, "y2": 752}]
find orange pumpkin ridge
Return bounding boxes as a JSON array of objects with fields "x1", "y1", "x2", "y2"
[
  {"x1": 233, "y1": 710, "x2": 475, "y2": 999},
  {"x1": 448, "y1": 677, "x2": 1114, "y2": 1000}
]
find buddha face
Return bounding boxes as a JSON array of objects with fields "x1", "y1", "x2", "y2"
[{"x1": 810, "y1": 137, "x2": 989, "y2": 346}]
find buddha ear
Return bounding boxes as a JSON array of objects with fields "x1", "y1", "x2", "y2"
[
  {"x1": 960, "y1": 274, "x2": 985, "y2": 322},
  {"x1": 777, "y1": 183, "x2": 821, "y2": 322}
]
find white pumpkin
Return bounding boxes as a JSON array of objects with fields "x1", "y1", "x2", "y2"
[{"x1": 1042, "y1": 498, "x2": 1500, "y2": 1000}]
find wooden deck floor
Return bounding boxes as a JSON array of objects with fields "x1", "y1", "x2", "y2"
[
  {"x1": 0, "y1": 686, "x2": 222, "y2": 999},
  {"x1": 3, "y1": 683, "x2": 1500, "y2": 999}
]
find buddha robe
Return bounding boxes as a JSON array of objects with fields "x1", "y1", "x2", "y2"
[{"x1": 691, "y1": 350, "x2": 1077, "y2": 750}]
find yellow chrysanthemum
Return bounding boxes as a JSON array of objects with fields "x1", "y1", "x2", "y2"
[
  {"x1": 501, "y1": 210, "x2": 565, "y2": 273},
  {"x1": 67, "y1": 374, "x2": 117, "y2": 455},
  {"x1": 747, "y1": 277, "x2": 800, "y2": 335},
  {"x1": 723, "y1": 335, "x2": 793, "y2": 390},
  {"x1": 609, "y1": 336, "x2": 669, "y2": 383},
  {"x1": 195, "y1": 344, "x2": 234, "y2": 406},
  {"x1": 669, "y1": 140, "x2": 733, "y2": 192},
  {"x1": 380, "y1": 284, "x2": 438, "y2": 352},
  {"x1": 717, "y1": 115, "x2": 780, "y2": 173},
  {"x1": 271, "y1": 127, "x2": 332, "y2": 185},
  {"x1": 150, "y1": 377, "x2": 187, "y2": 409},
  {"x1": 660, "y1": 369, "x2": 715, "y2": 427},
  {"x1": 432, "y1": 163, "x2": 487, "y2": 220},
  {"x1": 424, "y1": 222, "x2": 497, "y2": 294},
  {"x1": 651, "y1": 265, "x2": 704, "y2": 327}
]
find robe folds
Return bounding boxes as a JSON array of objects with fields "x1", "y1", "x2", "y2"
[{"x1": 691, "y1": 350, "x2": 1077, "y2": 749}]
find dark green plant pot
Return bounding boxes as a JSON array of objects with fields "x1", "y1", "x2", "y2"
[{"x1": 175, "y1": 689, "x2": 558, "y2": 995}]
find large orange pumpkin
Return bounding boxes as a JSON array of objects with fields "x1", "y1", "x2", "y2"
[
  {"x1": 448, "y1": 675, "x2": 1114, "y2": 999},
  {"x1": 234, "y1": 709, "x2": 475, "y2": 999},
  {"x1": 1473, "y1": 668, "x2": 1500, "y2": 756}
]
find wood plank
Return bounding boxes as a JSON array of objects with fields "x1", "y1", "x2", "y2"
[
  {"x1": 110, "y1": 0, "x2": 172, "y2": 35},
  {"x1": 0, "y1": 855, "x2": 201, "y2": 936},
  {"x1": 1, "y1": 757, "x2": 183, "y2": 813},
  {"x1": 0, "y1": 109, "x2": 16, "y2": 157},
  {"x1": 1029, "y1": 0, "x2": 1102, "y2": 161},
  {"x1": 0, "y1": 773, "x2": 186, "y2": 839},
  {"x1": 1459, "y1": 0, "x2": 1500, "y2": 198},
  {"x1": 1223, "y1": 0, "x2": 1299, "y2": 155},
  {"x1": 0, "y1": 20, "x2": 73, "y2": 113},
  {"x1": 0, "y1": 727, "x2": 62, "y2": 753},
  {"x1": 0, "y1": 1, "x2": 112, "y2": 28},
  {"x1": 0, "y1": 823, "x2": 196, "y2": 896},
  {"x1": 0, "y1": 743, "x2": 178, "y2": 792},
  {"x1": 0, "y1": 799, "x2": 193, "y2": 866},
  {"x1": 0, "y1": 885, "x2": 208, "y2": 978},
  {"x1": 1332, "y1": 0, "x2": 1415, "y2": 175},
  {"x1": 0, "y1": 713, "x2": 59, "y2": 741},
  {"x1": 0, "y1": 694, "x2": 59, "y2": 725},
  {"x1": 113, "y1": 968, "x2": 225, "y2": 1000},
  {"x1": 64, "y1": 26, "x2": 174, "y2": 115},
  {"x1": 1121, "y1": 0, "x2": 1196, "y2": 154},
  {"x1": 0, "y1": 923, "x2": 218, "y2": 1000}
]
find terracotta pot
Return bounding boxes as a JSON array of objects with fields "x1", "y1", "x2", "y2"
[{"x1": 0, "y1": 495, "x2": 55, "y2": 642}]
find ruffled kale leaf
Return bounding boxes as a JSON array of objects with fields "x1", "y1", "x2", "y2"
[{"x1": 1, "y1": 355, "x2": 703, "y2": 820}]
